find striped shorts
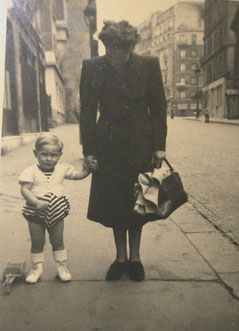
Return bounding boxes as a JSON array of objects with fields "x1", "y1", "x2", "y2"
[{"x1": 22, "y1": 192, "x2": 70, "y2": 228}]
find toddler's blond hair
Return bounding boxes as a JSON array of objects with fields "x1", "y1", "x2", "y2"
[{"x1": 35, "y1": 132, "x2": 63, "y2": 152}]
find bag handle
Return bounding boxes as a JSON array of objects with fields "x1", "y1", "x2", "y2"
[{"x1": 162, "y1": 158, "x2": 175, "y2": 172}]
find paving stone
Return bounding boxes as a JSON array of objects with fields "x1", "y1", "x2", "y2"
[
  {"x1": 171, "y1": 204, "x2": 216, "y2": 233},
  {"x1": 141, "y1": 221, "x2": 216, "y2": 280},
  {"x1": 1, "y1": 281, "x2": 239, "y2": 331},
  {"x1": 187, "y1": 232, "x2": 239, "y2": 273},
  {"x1": 219, "y1": 273, "x2": 239, "y2": 299}
]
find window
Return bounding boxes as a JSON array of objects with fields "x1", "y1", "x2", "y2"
[
  {"x1": 164, "y1": 59, "x2": 168, "y2": 69},
  {"x1": 164, "y1": 74, "x2": 168, "y2": 84},
  {"x1": 191, "y1": 77, "x2": 197, "y2": 85},
  {"x1": 191, "y1": 50, "x2": 196, "y2": 57},
  {"x1": 3, "y1": 70, "x2": 12, "y2": 110},
  {"x1": 217, "y1": 85, "x2": 222, "y2": 106},
  {"x1": 211, "y1": 89, "x2": 214, "y2": 107},
  {"x1": 180, "y1": 50, "x2": 186, "y2": 58},
  {"x1": 56, "y1": 82, "x2": 59, "y2": 104},
  {"x1": 55, "y1": 0, "x2": 65, "y2": 20},
  {"x1": 180, "y1": 34, "x2": 186, "y2": 44},
  {"x1": 180, "y1": 91, "x2": 186, "y2": 99},
  {"x1": 180, "y1": 63, "x2": 186, "y2": 72},
  {"x1": 192, "y1": 34, "x2": 197, "y2": 45},
  {"x1": 208, "y1": 38, "x2": 212, "y2": 56},
  {"x1": 180, "y1": 77, "x2": 185, "y2": 84},
  {"x1": 219, "y1": 27, "x2": 223, "y2": 47},
  {"x1": 191, "y1": 90, "x2": 197, "y2": 98},
  {"x1": 191, "y1": 64, "x2": 197, "y2": 70}
]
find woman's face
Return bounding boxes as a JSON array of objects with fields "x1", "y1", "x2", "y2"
[{"x1": 106, "y1": 46, "x2": 131, "y2": 66}]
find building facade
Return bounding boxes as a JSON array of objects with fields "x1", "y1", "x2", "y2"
[
  {"x1": 39, "y1": 0, "x2": 69, "y2": 125},
  {"x1": 2, "y1": 0, "x2": 96, "y2": 154},
  {"x1": 136, "y1": 1, "x2": 204, "y2": 116},
  {"x1": 173, "y1": 2, "x2": 204, "y2": 116},
  {"x1": 202, "y1": 0, "x2": 239, "y2": 119},
  {"x1": 2, "y1": 0, "x2": 49, "y2": 154},
  {"x1": 230, "y1": 4, "x2": 239, "y2": 118},
  {"x1": 136, "y1": 17, "x2": 152, "y2": 56}
]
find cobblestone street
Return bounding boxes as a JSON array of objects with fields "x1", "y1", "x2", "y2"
[{"x1": 167, "y1": 118, "x2": 239, "y2": 244}]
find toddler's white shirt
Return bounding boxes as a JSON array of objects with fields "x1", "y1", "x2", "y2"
[{"x1": 18, "y1": 163, "x2": 84, "y2": 198}]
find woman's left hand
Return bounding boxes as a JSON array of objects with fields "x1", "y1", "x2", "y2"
[{"x1": 152, "y1": 150, "x2": 166, "y2": 168}]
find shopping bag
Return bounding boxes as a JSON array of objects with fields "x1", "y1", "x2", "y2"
[{"x1": 134, "y1": 158, "x2": 188, "y2": 220}]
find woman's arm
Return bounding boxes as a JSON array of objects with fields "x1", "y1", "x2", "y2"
[
  {"x1": 148, "y1": 57, "x2": 167, "y2": 152},
  {"x1": 79, "y1": 60, "x2": 99, "y2": 157},
  {"x1": 21, "y1": 183, "x2": 48, "y2": 210}
]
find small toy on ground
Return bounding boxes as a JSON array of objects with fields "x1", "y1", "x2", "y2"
[{"x1": 2, "y1": 261, "x2": 26, "y2": 294}]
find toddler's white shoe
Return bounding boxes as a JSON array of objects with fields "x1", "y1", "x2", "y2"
[
  {"x1": 56, "y1": 261, "x2": 71, "y2": 282},
  {"x1": 25, "y1": 263, "x2": 43, "y2": 284}
]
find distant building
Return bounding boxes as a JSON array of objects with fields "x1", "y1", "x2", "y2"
[
  {"x1": 136, "y1": 1, "x2": 204, "y2": 116},
  {"x1": 202, "y1": 0, "x2": 239, "y2": 119},
  {"x1": 150, "y1": 8, "x2": 175, "y2": 107},
  {"x1": 135, "y1": 17, "x2": 152, "y2": 56},
  {"x1": 39, "y1": 0, "x2": 69, "y2": 125},
  {"x1": 230, "y1": 4, "x2": 239, "y2": 118}
]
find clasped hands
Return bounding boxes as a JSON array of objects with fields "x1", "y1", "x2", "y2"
[
  {"x1": 84, "y1": 150, "x2": 166, "y2": 171},
  {"x1": 84, "y1": 155, "x2": 98, "y2": 171}
]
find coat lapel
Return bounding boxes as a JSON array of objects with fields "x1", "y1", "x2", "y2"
[{"x1": 123, "y1": 52, "x2": 145, "y2": 100}]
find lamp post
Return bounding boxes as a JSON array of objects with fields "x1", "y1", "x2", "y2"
[
  {"x1": 83, "y1": 1, "x2": 98, "y2": 58},
  {"x1": 195, "y1": 66, "x2": 201, "y2": 119}
]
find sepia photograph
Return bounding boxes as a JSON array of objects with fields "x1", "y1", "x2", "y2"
[{"x1": 0, "y1": 0, "x2": 239, "y2": 330}]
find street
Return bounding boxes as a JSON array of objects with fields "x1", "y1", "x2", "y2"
[
  {"x1": 167, "y1": 118, "x2": 239, "y2": 244},
  {"x1": 0, "y1": 120, "x2": 239, "y2": 331}
]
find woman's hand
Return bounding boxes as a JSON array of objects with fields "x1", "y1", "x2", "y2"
[
  {"x1": 151, "y1": 150, "x2": 166, "y2": 168},
  {"x1": 35, "y1": 200, "x2": 49, "y2": 211},
  {"x1": 85, "y1": 155, "x2": 98, "y2": 171}
]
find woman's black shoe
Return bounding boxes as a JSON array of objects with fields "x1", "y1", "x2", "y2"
[
  {"x1": 106, "y1": 261, "x2": 127, "y2": 280},
  {"x1": 127, "y1": 261, "x2": 145, "y2": 281}
]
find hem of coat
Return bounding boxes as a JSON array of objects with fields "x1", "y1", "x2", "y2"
[{"x1": 86, "y1": 214, "x2": 151, "y2": 229}]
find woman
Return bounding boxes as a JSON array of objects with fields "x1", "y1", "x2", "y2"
[{"x1": 80, "y1": 20, "x2": 167, "y2": 281}]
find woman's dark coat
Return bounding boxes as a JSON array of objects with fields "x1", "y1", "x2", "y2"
[{"x1": 80, "y1": 52, "x2": 167, "y2": 228}]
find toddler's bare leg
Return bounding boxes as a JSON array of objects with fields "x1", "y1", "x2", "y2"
[
  {"x1": 48, "y1": 219, "x2": 64, "y2": 252},
  {"x1": 28, "y1": 222, "x2": 45, "y2": 253}
]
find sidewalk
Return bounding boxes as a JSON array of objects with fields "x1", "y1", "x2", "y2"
[
  {"x1": 182, "y1": 116, "x2": 239, "y2": 125},
  {"x1": 0, "y1": 124, "x2": 239, "y2": 331}
]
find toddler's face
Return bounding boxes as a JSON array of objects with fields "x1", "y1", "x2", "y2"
[{"x1": 34, "y1": 144, "x2": 62, "y2": 170}]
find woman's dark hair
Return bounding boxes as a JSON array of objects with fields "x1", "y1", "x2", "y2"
[{"x1": 98, "y1": 20, "x2": 140, "y2": 50}]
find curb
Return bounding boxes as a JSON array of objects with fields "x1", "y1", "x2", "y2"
[{"x1": 181, "y1": 117, "x2": 239, "y2": 126}]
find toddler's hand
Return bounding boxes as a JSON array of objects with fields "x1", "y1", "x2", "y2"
[
  {"x1": 90, "y1": 158, "x2": 98, "y2": 171},
  {"x1": 35, "y1": 200, "x2": 49, "y2": 211},
  {"x1": 85, "y1": 155, "x2": 98, "y2": 171}
]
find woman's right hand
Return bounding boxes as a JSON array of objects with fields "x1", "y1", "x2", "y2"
[
  {"x1": 85, "y1": 155, "x2": 98, "y2": 171},
  {"x1": 35, "y1": 200, "x2": 49, "y2": 211}
]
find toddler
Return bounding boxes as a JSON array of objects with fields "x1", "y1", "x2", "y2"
[{"x1": 19, "y1": 132, "x2": 94, "y2": 283}]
